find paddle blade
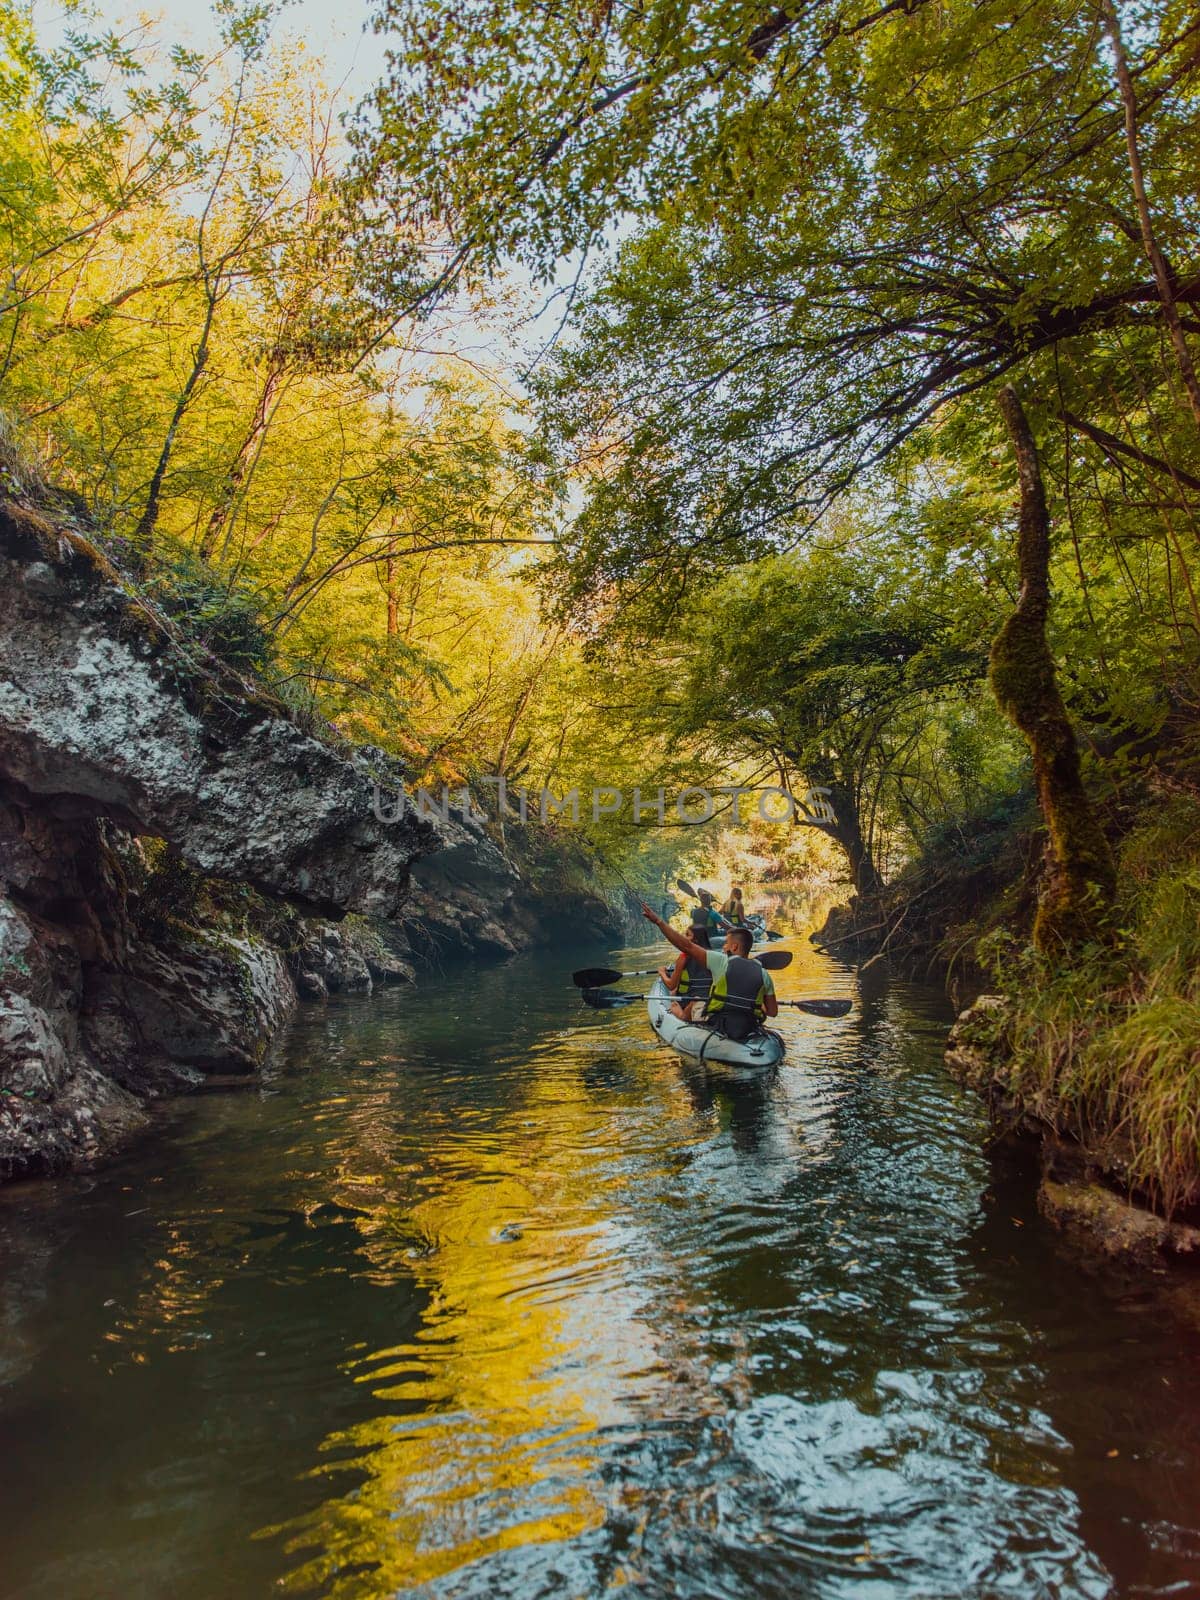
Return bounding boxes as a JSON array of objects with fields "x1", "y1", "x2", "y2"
[
  {"x1": 581, "y1": 987, "x2": 640, "y2": 1009},
  {"x1": 572, "y1": 967, "x2": 624, "y2": 988},
  {"x1": 676, "y1": 878, "x2": 697, "y2": 898},
  {"x1": 790, "y1": 998, "x2": 853, "y2": 1017},
  {"x1": 757, "y1": 950, "x2": 793, "y2": 970}
]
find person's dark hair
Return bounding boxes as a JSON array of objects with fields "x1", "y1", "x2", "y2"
[
  {"x1": 689, "y1": 923, "x2": 711, "y2": 948},
  {"x1": 730, "y1": 925, "x2": 754, "y2": 955}
]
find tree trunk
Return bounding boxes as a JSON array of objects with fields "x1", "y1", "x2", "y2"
[
  {"x1": 822, "y1": 777, "x2": 884, "y2": 898},
  {"x1": 134, "y1": 298, "x2": 215, "y2": 551},
  {"x1": 990, "y1": 386, "x2": 1116, "y2": 950},
  {"x1": 198, "y1": 355, "x2": 286, "y2": 561},
  {"x1": 385, "y1": 552, "x2": 400, "y2": 637}
]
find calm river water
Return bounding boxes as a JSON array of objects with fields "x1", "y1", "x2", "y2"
[{"x1": 2, "y1": 932, "x2": 1199, "y2": 1599}]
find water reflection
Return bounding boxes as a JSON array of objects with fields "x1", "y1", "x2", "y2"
[{"x1": 0, "y1": 934, "x2": 1199, "y2": 1600}]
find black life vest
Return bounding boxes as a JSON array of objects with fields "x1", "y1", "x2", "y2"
[{"x1": 704, "y1": 955, "x2": 768, "y2": 1042}]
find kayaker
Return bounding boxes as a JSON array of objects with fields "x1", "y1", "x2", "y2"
[
  {"x1": 659, "y1": 922, "x2": 713, "y2": 1021},
  {"x1": 721, "y1": 885, "x2": 746, "y2": 924},
  {"x1": 691, "y1": 888, "x2": 730, "y2": 935},
  {"x1": 642, "y1": 905, "x2": 779, "y2": 1041}
]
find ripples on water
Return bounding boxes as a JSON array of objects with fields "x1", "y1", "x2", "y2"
[{"x1": 1, "y1": 936, "x2": 1199, "y2": 1599}]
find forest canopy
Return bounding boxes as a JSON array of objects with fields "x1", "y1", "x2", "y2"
[
  {"x1": 349, "y1": 0, "x2": 1200, "y2": 1204},
  {"x1": 4, "y1": 0, "x2": 1199, "y2": 928}
]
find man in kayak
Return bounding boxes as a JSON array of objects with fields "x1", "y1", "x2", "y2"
[
  {"x1": 659, "y1": 921, "x2": 713, "y2": 1021},
  {"x1": 691, "y1": 888, "x2": 731, "y2": 936},
  {"x1": 642, "y1": 904, "x2": 779, "y2": 1041}
]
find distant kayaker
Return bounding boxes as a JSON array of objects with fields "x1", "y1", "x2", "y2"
[
  {"x1": 642, "y1": 905, "x2": 779, "y2": 1041},
  {"x1": 691, "y1": 888, "x2": 731, "y2": 935},
  {"x1": 659, "y1": 921, "x2": 713, "y2": 1021},
  {"x1": 721, "y1": 885, "x2": 746, "y2": 924}
]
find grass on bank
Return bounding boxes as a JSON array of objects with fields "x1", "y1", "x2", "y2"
[{"x1": 973, "y1": 789, "x2": 1200, "y2": 1217}]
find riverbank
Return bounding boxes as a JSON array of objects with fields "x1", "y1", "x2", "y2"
[{"x1": 813, "y1": 777, "x2": 1200, "y2": 1273}]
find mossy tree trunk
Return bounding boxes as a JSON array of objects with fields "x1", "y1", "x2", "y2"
[{"x1": 989, "y1": 386, "x2": 1117, "y2": 951}]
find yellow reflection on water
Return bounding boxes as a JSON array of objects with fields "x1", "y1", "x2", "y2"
[{"x1": 263, "y1": 1036, "x2": 687, "y2": 1597}]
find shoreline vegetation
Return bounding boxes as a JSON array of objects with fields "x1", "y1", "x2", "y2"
[{"x1": 1, "y1": 0, "x2": 1199, "y2": 1270}]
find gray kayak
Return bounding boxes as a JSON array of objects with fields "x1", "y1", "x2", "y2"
[{"x1": 646, "y1": 978, "x2": 785, "y2": 1072}]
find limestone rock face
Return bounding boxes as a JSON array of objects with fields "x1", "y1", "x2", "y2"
[
  {"x1": 0, "y1": 493, "x2": 623, "y2": 1181},
  {"x1": 0, "y1": 497, "x2": 439, "y2": 1178},
  {"x1": 0, "y1": 888, "x2": 147, "y2": 1175},
  {"x1": 291, "y1": 918, "x2": 414, "y2": 998},
  {"x1": 0, "y1": 501, "x2": 437, "y2": 917},
  {"x1": 401, "y1": 814, "x2": 626, "y2": 960},
  {"x1": 87, "y1": 928, "x2": 297, "y2": 1080},
  {"x1": 403, "y1": 816, "x2": 529, "y2": 957},
  {"x1": 0, "y1": 800, "x2": 305, "y2": 1177}
]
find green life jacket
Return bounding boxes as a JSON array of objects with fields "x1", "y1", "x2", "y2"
[
  {"x1": 678, "y1": 953, "x2": 712, "y2": 1002},
  {"x1": 705, "y1": 955, "x2": 768, "y2": 1042}
]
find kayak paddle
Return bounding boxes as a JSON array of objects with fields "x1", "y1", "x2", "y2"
[
  {"x1": 573, "y1": 949, "x2": 794, "y2": 988},
  {"x1": 575, "y1": 965, "x2": 671, "y2": 986},
  {"x1": 582, "y1": 987, "x2": 852, "y2": 1017},
  {"x1": 776, "y1": 998, "x2": 853, "y2": 1017},
  {"x1": 675, "y1": 995, "x2": 853, "y2": 1017}
]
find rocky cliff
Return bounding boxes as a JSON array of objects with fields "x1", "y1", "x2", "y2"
[
  {"x1": 0, "y1": 495, "x2": 631, "y2": 1181},
  {"x1": 401, "y1": 816, "x2": 632, "y2": 961},
  {"x1": 0, "y1": 497, "x2": 438, "y2": 1178}
]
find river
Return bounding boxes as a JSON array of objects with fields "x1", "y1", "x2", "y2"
[{"x1": 1, "y1": 931, "x2": 1199, "y2": 1599}]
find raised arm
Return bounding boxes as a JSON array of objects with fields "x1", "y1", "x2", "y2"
[{"x1": 642, "y1": 904, "x2": 709, "y2": 963}]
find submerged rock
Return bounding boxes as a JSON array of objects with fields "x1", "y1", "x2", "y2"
[{"x1": 1038, "y1": 1178, "x2": 1200, "y2": 1268}]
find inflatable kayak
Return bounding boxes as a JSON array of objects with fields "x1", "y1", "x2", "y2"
[{"x1": 646, "y1": 978, "x2": 785, "y2": 1073}]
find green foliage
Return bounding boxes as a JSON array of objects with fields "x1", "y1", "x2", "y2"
[
  {"x1": 0, "y1": 6, "x2": 578, "y2": 819},
  {"x1": 975, "y1": 787, "x2": 1200, "y2": 1215},
  {"x1": 365, "y1": 0, "x2": 1200, "y2": 595},
  {"x1": 1120, "y1": 794, "x2": 1200, "y2": 985},
  {"x1": 1086, "y1": 998, "x2": 1200, "y2": 1209},
  {"x1": 144, "y1": 549, "x2": 274, "y2": 675},
  {"x1": 653, "y1": 516, "x2": 1020, "y2": 887}
]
